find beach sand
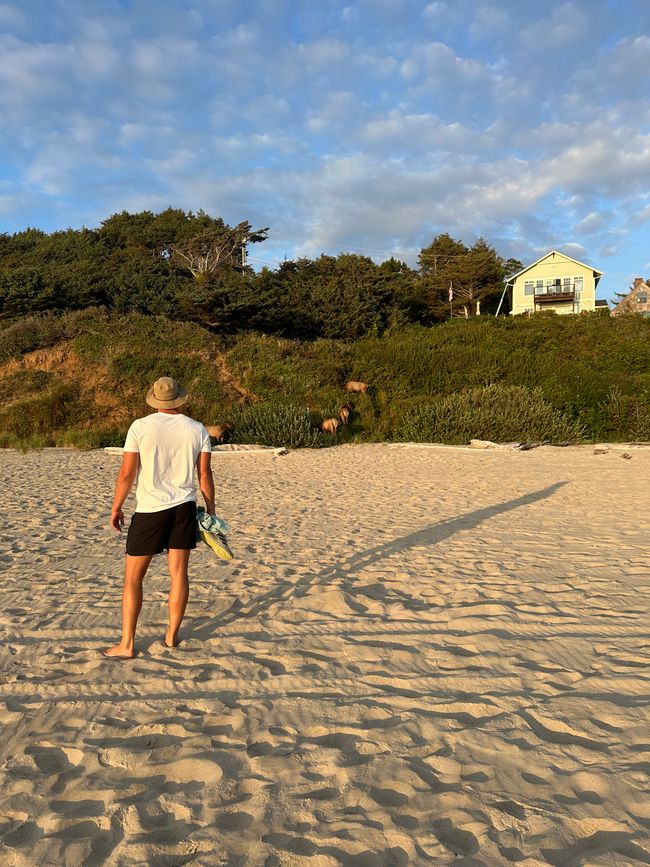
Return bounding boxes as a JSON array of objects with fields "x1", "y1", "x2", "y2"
[{"x1": 1, "y1": 443, "x2": 649, "y2": 865}]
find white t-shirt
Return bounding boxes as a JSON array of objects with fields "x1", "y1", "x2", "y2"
[{"x1": 123, "y1": 412, "x2": 212, "y2": 513}]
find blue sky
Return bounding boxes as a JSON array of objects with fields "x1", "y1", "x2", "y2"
[{"x1": 1, "y1": 0, "x2": 649, "y2": 299}]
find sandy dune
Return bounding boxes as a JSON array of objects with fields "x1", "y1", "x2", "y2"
[{"x1": 1, "y1": 443, "x2": 649, "y2": 865}]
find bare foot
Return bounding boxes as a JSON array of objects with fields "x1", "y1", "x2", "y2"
[
  {"x1": 163, "y1": 633, "x2": 179, "y2": 648},
  {"x1": 101, "y1": 644, "x2": 135, "y2": 659}
]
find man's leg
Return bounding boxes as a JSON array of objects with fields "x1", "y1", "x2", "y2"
[
  {"x1": 166, "y1": 548, "x2": 191, "y2": 647},
  {"x1": 103, "y1": 554, "x2": 153, "y2": 658}
]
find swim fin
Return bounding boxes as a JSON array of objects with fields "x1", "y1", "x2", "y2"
[{"x1": 197, "y1": 507, "x2": 234, "y2": 561}]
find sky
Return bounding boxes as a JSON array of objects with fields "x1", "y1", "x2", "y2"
[{"x1": 1, "y1": 0, "x2": 649, "y2": 300}]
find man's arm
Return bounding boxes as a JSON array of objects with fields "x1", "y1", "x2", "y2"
[
  {"x1": 197, "y1": 452, "x2": 215, "y2": 516},
  {"x1": 110, "y1": 452, "x2": 140, "y2": 532}
]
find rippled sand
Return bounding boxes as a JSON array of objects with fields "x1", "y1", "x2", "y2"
[{"x1": 1, "y1": 443, "x2": 649, "y2": 865}]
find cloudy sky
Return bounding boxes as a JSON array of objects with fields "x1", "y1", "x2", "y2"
[{"x1": 1, "y1": 0, "x2": 649, "y2": 298}]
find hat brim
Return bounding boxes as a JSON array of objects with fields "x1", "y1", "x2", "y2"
[{"x1": 146, "y1": 385, "x2": 189, "y2": 409}]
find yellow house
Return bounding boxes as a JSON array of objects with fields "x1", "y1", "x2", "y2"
[{"x1": 506, "y1": 250, "x2": 603, "y2": 315}]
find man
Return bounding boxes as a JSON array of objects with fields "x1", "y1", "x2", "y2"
[{"x1": 103, "y1": 376, "x2": 215, "y2": 659}]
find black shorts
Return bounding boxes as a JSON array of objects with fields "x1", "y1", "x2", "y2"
[{"x1": 126, "y1": 502, "x2": 197, "y2": 556}]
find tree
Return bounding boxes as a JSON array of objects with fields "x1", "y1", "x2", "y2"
[
  {"x1": 249, "y1": 253, "x2": 419, "y2": 340},
  {"x1": 0, "y1": 209, "x2": 271, "y2": 321},
  {"x1": 378, "y1": 257, "x2": 427, "y2": 326},
  {"x1": 175, "y1": 269, "x2": 265, "y2": 331},
  {"x1": 418, "y1": 233, "x2": 467, "y2": 277},
  {"x1": 171, "y1": 221, "x2": 268, "y2": 281},
  {"x1": 418, "y1": 234, "x2": 522, "y2": 318},
  {"x1": 0, "y1": 268, "x2": 55, "y2": 318}
]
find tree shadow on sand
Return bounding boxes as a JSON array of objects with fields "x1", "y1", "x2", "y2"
[{"x1": 187, "y1": 481, "x2": 567, "y2": 641}]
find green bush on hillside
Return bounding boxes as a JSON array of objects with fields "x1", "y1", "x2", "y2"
[
  {"x1": 0, "y1": 309, "x2": 649, "y2": 448},
  {"x1": 0, "y1": 383, "x2": 87, "y2": 440},
  {"x1": 0, "y1": 308, "x2": 106, "y2": 364},
  {"x1": 349, "y1": 315, "x2": 650, "y2": 440},
  {"x1": 397, "y1": 384, "x2": 585, "y2": 444},
  {"x1": 230, "y1": 403, "x2": 323, "y2": 448},
  {"x1": 599, "y1": 387, "x2": 650, "y2": 441}
]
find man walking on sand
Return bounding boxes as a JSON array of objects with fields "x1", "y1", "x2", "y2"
[{"x1": 103, "y1": 376, "x2": 215, "y2": 659}]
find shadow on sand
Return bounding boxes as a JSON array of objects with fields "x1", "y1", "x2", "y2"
[{"x1": 187, "y1": 481, "x2": 567, "y2": 641}]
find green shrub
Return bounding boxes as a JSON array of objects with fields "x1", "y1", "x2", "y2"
[
  {"x1": 1, "y1": 369, "x2": 54, "y2": 398},
  {"x1": 226, "y1": 332, "x2": 350, "y2": 403},
  {"x1": 598, "y1": 387, "x2": 650, "y2": 441},
  {"x1": 397, "y1": 384, "x2": 585, "y2": 444},
  {"x1": 57, "y1": 428, "x2": 126, "y2": 450},
  {"x1": 0, "y1": 384, "x2": 87, "y2": 439},
  {"x1": 230, "y1": 403, "x2": 323, "y2": 448},
  {"x1": 0, "y1": 431, "x2": 51, "y2": 450},
  {"x1": 0, "y1": 308, "x2": 108, "y2": 363}
]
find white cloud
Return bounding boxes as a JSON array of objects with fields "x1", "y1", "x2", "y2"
[
  {"x1": 306, "y1": 91, "x2": 360, "y2": 134},
  {"x1": 469, "y1": 4, "x2": 510, "y2": 41},
  {"x1": 635, "y1": 204, "x2": 650, "y2": 223},
  {"x1": 557, "y1": 242, "x2": 587, "y2": 259},
  {"x1": 359, "y1": 109, "x2": 495, "y2": 157},
  {"x1": 423, "y1": 2, "x2": 446, "y2": 17},
  {"x1": 575, "y1": 211, "x2": 608, "y2": 235},
  {"x1": 297, "y1": 38, "x2": 350, "y2": 67},
  {"x1": 519, "y1": 2, "x2": 591, "y2": 49}
]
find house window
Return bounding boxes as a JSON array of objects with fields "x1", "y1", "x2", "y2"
[
  {"x1": 637, "y1": 292, "x2": 648, "y2": 304},
  {"x1": 524, "y1": 281, "x2": 534, "y2": 296},
  {"x1": 563, "y1": 277, "x2": 571, "y2": 292},
  {"x1": 536, "y1": 280, "x2": 544, "y2": 293}
]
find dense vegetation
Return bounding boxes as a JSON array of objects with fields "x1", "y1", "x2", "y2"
[
  {"x1": 0, "y1": 308, "x2": 648, "y2": 449},
  {"x1": 0, "y1": 209, "x2": 520, "y2": 338},
  {"x1": 1, "y1": 208, "x2": 647, "y2": 449}
]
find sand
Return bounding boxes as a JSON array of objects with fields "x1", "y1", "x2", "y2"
[{"x1": 0, "y1": 443, "x2": 649, "y2": 866}]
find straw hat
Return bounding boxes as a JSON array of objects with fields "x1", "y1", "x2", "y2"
[{"x1": 146, "y1": 376, "x2": 189, "y2": 409}]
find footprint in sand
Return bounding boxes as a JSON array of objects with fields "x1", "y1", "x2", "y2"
[
  {"x1": 570, "y1": 771, "x2": 609, "y2": 805},
  {"x1": 213, "y1": 811, "x2": 255, "y2": 831},
  {"x1": 1, "y1": 819, "x2": 44, "y2": 849},
  {"x1": 494, "y1": 799, "x2": 526, "y2": 820},
  {"x1": 294, "y1": 786, "x2": 340, "y2": 802},
  {"x1": 369, "y1": 784, "x2": 413, "y2": 809},
  {"x1": 24, "y1": 744, "x2": 84, "y2": 775},
  {"x1": 421, "y1": 755, "x2": 461, "y2": 784},
  {"x1": 431, "y1": 818, "x2": 481, "y2": 858},
  {"x1": 50, "y1": 799, "x2": 105, "y2": 818}
]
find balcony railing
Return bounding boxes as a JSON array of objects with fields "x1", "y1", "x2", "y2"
[{"x1": 534, "y1": 288, "x2": 575, "y2": 303}]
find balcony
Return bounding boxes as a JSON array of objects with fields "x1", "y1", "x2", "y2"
[{"x1": 534, "y1": 288, "x2": 575, "y2": 303}]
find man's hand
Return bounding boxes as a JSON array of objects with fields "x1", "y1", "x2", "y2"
[
  {"x1": 111, "y1": 508, "x2": 125, "y2": 532},
  {"x1": 110, "y1": 452, "x2": 139, "y2": 533}
]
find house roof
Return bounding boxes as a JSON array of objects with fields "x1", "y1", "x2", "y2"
[{"x1": 505, "y1": 250, "x2": 604, "y2": 283}]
